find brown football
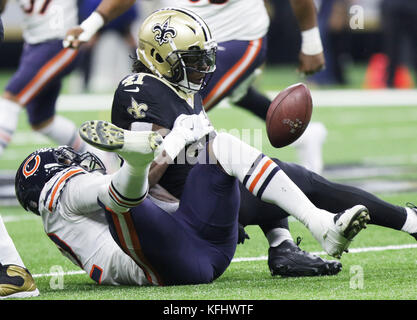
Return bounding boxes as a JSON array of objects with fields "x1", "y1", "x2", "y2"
[{"x1": 266, "y1": 83, "x2": 313, "y2": 148}]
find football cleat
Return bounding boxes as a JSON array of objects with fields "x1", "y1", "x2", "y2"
[
  {"x1": 79, "y1": 120, "x2": 163, "y2": 164},
  {"x1": 406, "y1": 202, "x2": 417, "y2": 240},
  {"x1": 320, "y1": 205, "x2": 370, "y2": 259},
  {"x1": 0, "y1": 264, "x2": 39, "y2": 299},
  {"x1": 268, "y1": 240, "x2": 342, "y2": 277}
]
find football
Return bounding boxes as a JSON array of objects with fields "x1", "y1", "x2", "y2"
[{"x1": 266, "y1": 83, "x2": 313, "y2": 148}]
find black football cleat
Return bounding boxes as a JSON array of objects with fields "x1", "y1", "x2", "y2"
[
  {"x1": 268, "y1": 240, "x2": 342, "y2": 277},
  {"x1": 0, "y1": 264, "x2": 39, "y2": 299}
]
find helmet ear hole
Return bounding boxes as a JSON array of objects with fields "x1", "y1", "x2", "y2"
[{"x1": 155, "y1": 53, "x2": 164, "y2": 63}]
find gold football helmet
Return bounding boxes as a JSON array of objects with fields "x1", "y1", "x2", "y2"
[{"x1": 136, "y1": 7, "x2": 217, "y2": 93}]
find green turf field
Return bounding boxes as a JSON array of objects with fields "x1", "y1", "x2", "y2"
[{"x1": 1, "y1": 66, "x2": 417, "y2": 302}]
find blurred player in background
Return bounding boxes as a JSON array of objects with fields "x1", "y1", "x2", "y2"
[
  {"x1": 0, "y1": 6, "x2": 39, "y2": 298},
  {"x1": 63, "y1": 0, "x2": 340, "y2": 277},
  {"x1": 0, "y1": 0, "x2": 105, "y2": 163},
  {"x1": 73, "y1": 0, "x2": 139, "y2": 93},
  {"x1": 0, "y1": 6, "x2": 3, "y2": 43}
]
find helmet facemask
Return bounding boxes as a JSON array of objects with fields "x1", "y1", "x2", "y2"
[{"x1": 166, "y1": 41, "x2": 217, "y2": 93}]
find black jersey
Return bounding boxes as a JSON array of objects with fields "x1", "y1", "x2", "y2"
[{"x1": 111, "y1": 73, "x2": 209, "y2": 198}]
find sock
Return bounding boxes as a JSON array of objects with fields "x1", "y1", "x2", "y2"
[
  {"x1": 235, "y1": 86, "x2": 271, "y2": 120},
  {"x1": 98, "y1": 161, "x2": 150, "y2": 214},
  {"x1": 36, "y1": 115, "x2": 86, "y2": 152},
  {"x1": 0, "y1": 215, "x2": 26, "y2": 267},
  {"x1": 401, "y1": 207, "x2": 417, "y2": 234},
  {"x1": 0, "y1": 98, "x2": 21, "y2": 156},
  {"x1": 266, "y1": 227, "x2": 293, "y2": 247},
  {"x1": 291, "y1": 122, "x2": 327, "y2": 174},
  {"x1": 212, "y1": 132, "x2": 331, "y2": 234}
]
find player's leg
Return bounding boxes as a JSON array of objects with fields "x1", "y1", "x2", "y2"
[
  {"x1": 201, "y1": 38, "x2": 267, "y2": 111},
  {"x1": 0, "y1": 216, "x2": 39, "y2": 299},
  {"x1": 271, "y1": 158, "x2": 417, "y2": 239},
  {"x1": 210, "y1": 132, "x2": 370, "y2": 259},
  {"x1": 79, "y1": 121, "x2": 239, "y2": 285},
  {"x1": 201, "y1": 38, "x2": 327, "y2": 174},
  {"x1": 0, "y1": 40, "x2": 79, "y2": 157},
  {"x1": 112, "y1": 163, "x2": 241, "y2": 286},
  {"x1": 238, "y1": 184, "x2": 342, "y2": 277}
]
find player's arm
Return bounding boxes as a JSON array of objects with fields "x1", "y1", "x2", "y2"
[
  {"x1": 289, "y1": 0, "x2": 325, "y2": 75},
  {"x1": 63, "y1": 0, "x2": 136, "y2": 49},
  {"x1": 148, "y1": 123, "x2": 171, "y2": 188}
]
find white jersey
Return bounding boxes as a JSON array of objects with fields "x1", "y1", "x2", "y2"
[
  {"x1": 160, "y1": 0, "x2": 270, "y2": 42},
  {"x1": 38, "y1": 168, "x2": 150, "y2": 286},
  {"x1": 17, "y1": 0, "x2": 78, "y2": 44}
]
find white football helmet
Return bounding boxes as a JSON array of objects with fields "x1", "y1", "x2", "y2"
[{"x1": 136, "y1": 7, "x2": 217, "y2": 93}]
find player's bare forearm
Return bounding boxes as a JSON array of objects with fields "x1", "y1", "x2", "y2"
[
  {"x1": 289, "y1": 0, "x2": 318, "y2": 31},
  {"x1": 290, "y1": 0, "x2": 324, "y2": 75},
  {"x1": 148, "y1": 159, "x2": 170, "y2": 188},
  {"x1": 95, "y1": 0, "x2": 136, "y2": 23}
]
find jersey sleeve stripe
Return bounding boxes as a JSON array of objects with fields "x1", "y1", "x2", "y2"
[
  {"x1": 47, "y1": 168, "x2": 84, "y2": 211},
  {"x1": 17, "y1": 48, "x2": 78, "y2": 105},
  {"x1": 203, "y1": 38, "x2": 263, "y2": 109},
  {"x1": 47, "y1": 233, "x2": 83, "y2": 268}
]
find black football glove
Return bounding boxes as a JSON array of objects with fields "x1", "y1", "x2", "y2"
[{"x1": 237, "y1": 223, "x2": 250, "y2": 244}]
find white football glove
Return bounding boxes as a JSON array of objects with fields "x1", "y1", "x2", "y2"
[{"x1": 157, "y1": 114, "x2": 214, "y2": 161}]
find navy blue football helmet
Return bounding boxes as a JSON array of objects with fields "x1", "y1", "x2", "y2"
[{"x1": 15, "y1": 146, "x2": 106, "y2": 215}]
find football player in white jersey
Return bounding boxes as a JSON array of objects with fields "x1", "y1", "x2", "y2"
[
  {"x1": 63, "y1": 0, "x2": 339, "y2": 278},
  {"x1": 0, "y1": 7, "x2": 39, "y2": 299},
  {"x1": 0, "y1": 0, "x2": 106, "y2": 165}
]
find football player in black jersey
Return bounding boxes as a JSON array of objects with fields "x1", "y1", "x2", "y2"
[
  {"x1": 105, "y1": 7, "x2": 375, "y2": 272},
  {"x1": 64, "y1": 0, "x2": 339, "y2": 278},
  {"x1": 108, "y1": 7, "x2": 417, "y2": 263}
]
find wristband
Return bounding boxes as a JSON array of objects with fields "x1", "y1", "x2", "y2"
[
  {"x1": 78, "y1": 11, "x2": 105, "y2": 42},
  {"x1": 301, "y1": 27, "x2": 323, "y2": 55}
]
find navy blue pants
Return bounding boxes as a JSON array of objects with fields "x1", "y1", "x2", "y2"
[
  {"x1": 105, "y1": 164, "x2": 240, "y2": 286},
  {"x1": 200, "y1": 37, "x2": 267, "y2": 110},
  {"x1": 6, "y1": 40, "x2": 78, "y2": 125}
]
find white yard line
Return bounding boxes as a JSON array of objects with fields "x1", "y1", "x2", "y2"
[{"x1": 30, "y1": 243, "x2": 417, "y2": 278}]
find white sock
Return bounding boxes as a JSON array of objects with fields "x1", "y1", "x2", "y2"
[
  {"x1": 212, "y1": 132, "x2": 331, "y2": 234},
  {"x1": 0, "y1": 215, "x2": 26, "y2": 267},
  {"x1": 0, "y1": 98, "x2": 21, "y2": 156},
  {"x1": 266, "y1": 228, "x2": 293, "y2": 247},
  {"x1": 292, "y1": 122, "x2": 327, "y2": 174},
  {"x1": 401, "y1": 207, "x2": 417, "y2": 234},
  {"x1": 36, "y1": 115, "x2": 86, "y2": 152},
  {"x1": 98, "y1": 161, "x2": 150, "y2": 214}
]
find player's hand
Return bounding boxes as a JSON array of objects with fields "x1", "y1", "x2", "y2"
[
  {"x1": 63, "y1": 26, "x2": 85, "y2": 49},
  {"x1": 172, "y1": 114, "x2": 214, "y2": 145},
  {"x1": 297, "y1": 52, "x2": 325, "y2": 76},
  {"x1": 237, "y1": 224, "x2": 250, "y2": 244}
]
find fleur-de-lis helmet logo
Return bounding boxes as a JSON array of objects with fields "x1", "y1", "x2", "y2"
[{"x1": 152, "y1": 18, "x2": 177, "y2": 45}]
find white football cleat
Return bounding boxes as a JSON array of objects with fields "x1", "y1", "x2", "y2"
[
  {"x1": 319, "y1": 205, "x2": 370, "y2": 259},
  {"x1": 79, "y1": 120, "x2": 163, "y2": 165}
]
